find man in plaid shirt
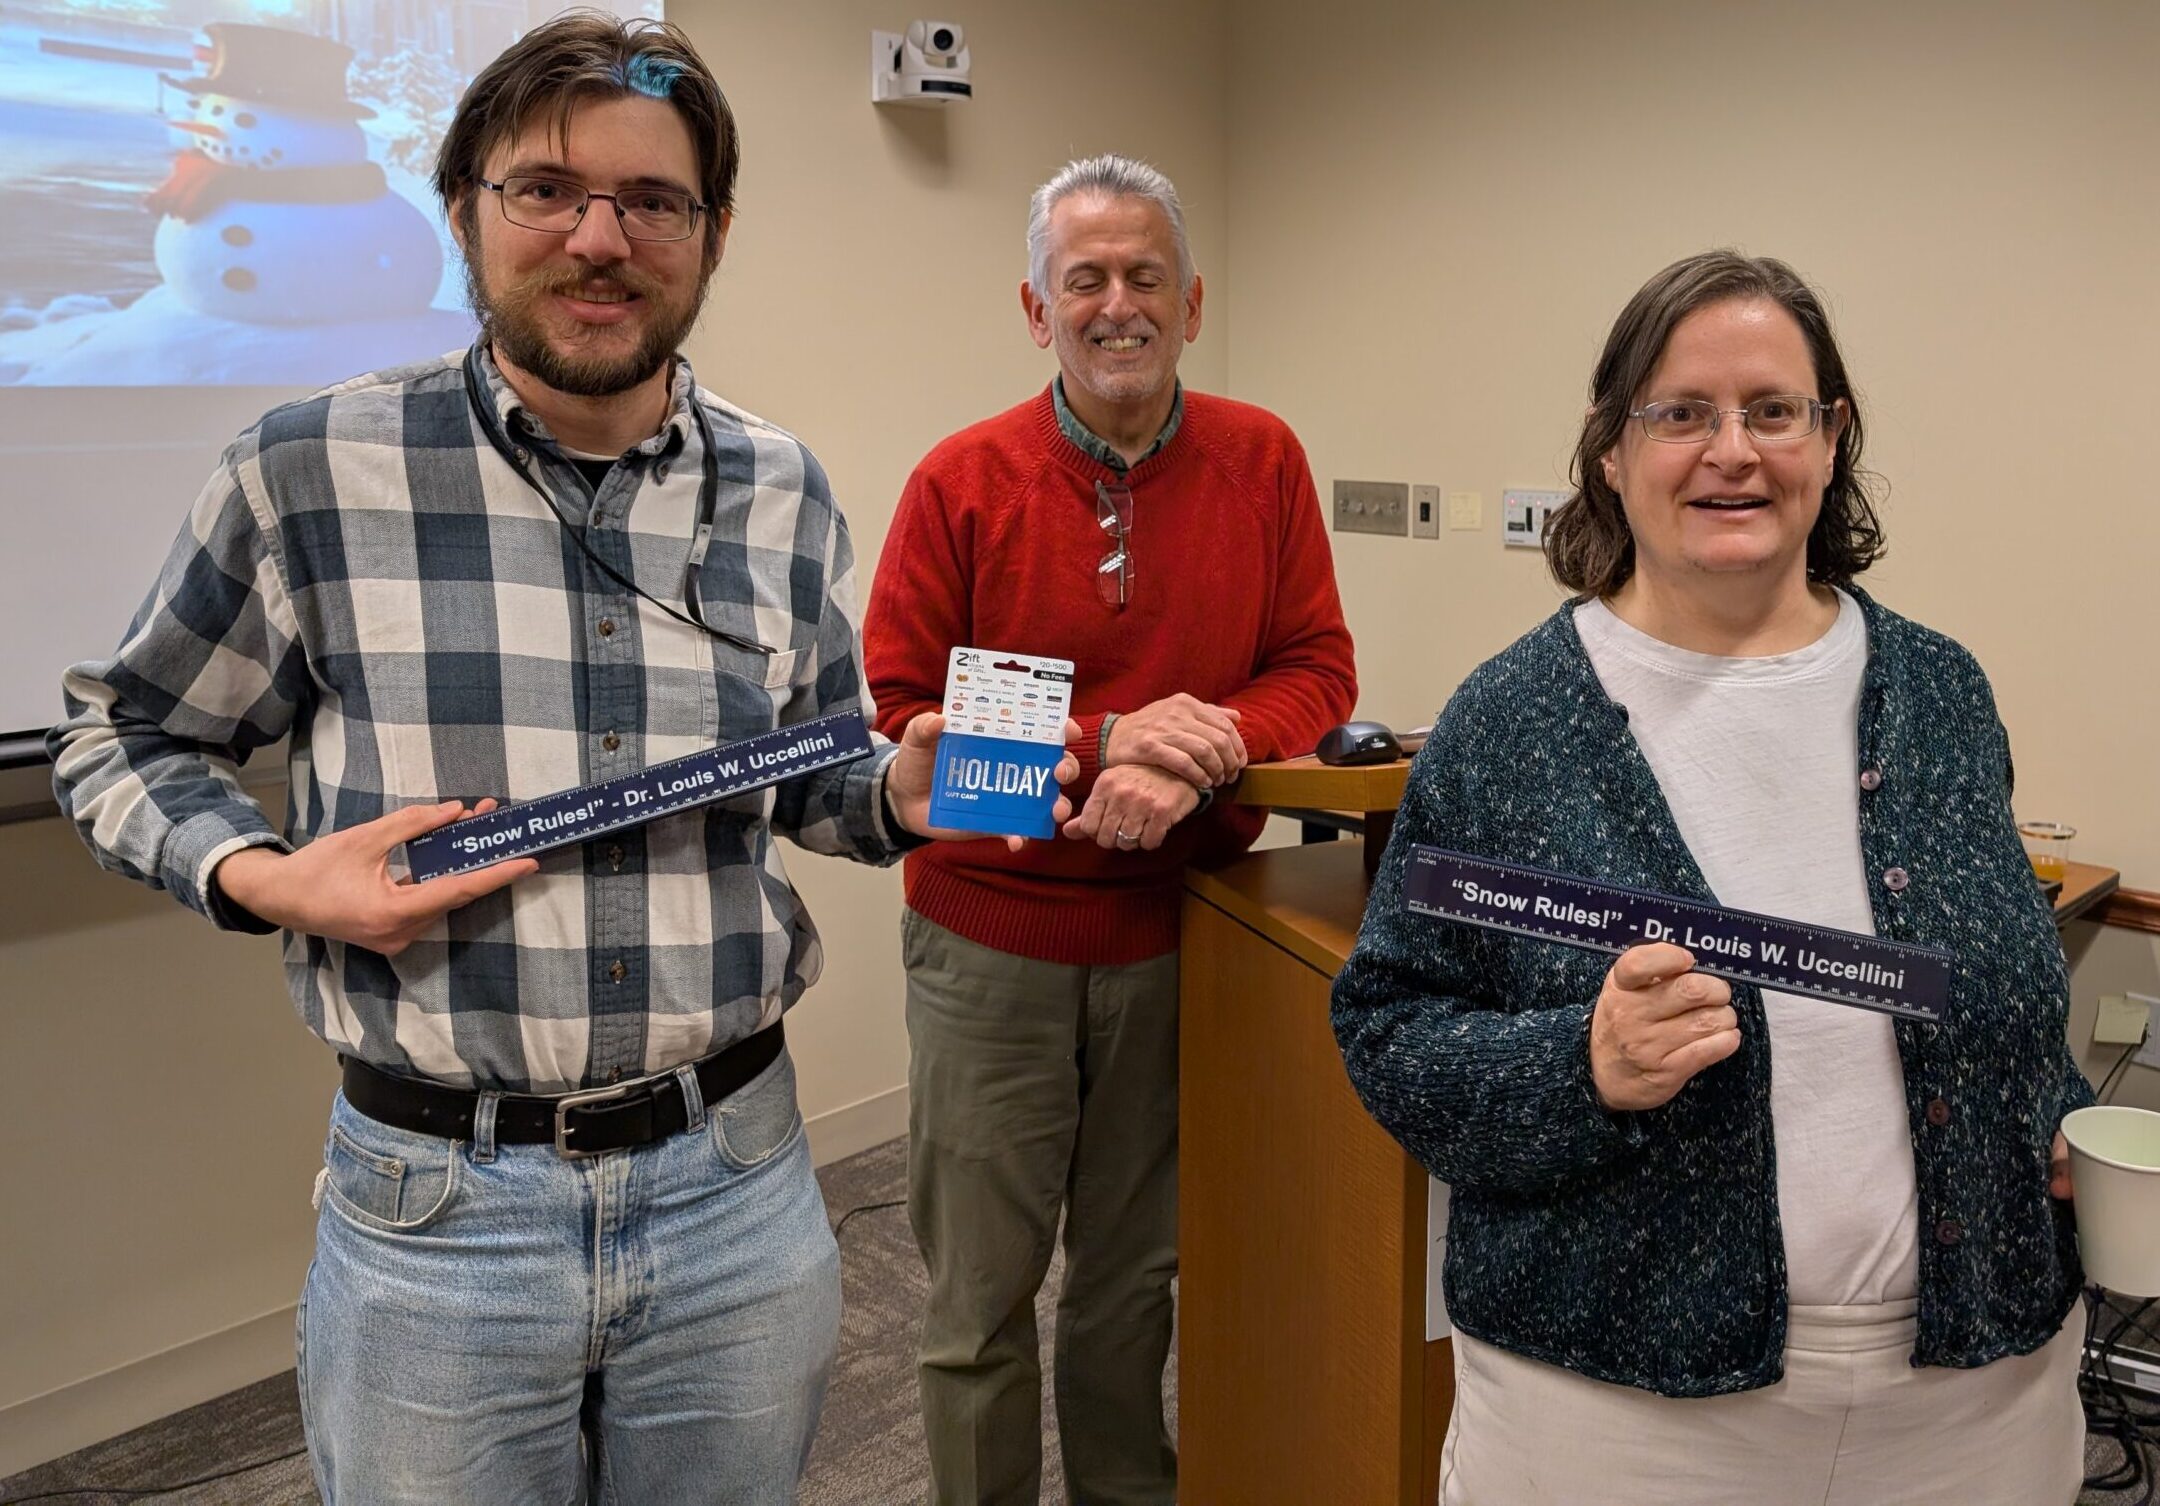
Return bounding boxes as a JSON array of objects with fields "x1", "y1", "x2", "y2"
[{"x1": 49, "y1": 16, "x2": 1068, "y2": 1503}]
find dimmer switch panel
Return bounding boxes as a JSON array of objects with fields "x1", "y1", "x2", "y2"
[{"x1": 1334, "y1": 480, "x2": 1410, "y2": 537}]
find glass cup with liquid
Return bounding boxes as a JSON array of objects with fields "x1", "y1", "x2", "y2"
[{"x1": 2017, "y1": 821, "x2": 2076, "y2": 884}]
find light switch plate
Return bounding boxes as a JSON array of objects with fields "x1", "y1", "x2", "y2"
[
  {"x1": 1334, "y1": 479, "x2": 1410, "y2": 537},
  {"x1": 1448, "y1": 490, "x2": 1482, "y2": 530},
  {"x1": 1411, "y1": 484, "x2": 1441, "y2": 539}
]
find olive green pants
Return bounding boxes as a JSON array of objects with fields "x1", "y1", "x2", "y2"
[{"x1": 902, "y1": 908, "x2": 1179, "y2": 1506}]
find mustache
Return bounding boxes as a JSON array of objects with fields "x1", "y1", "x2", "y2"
[
  {"x1": 1084, "y1": 318, "x2": 1159, "y2": 341},
  {"x1": 522, "y1": 264, "x2": 660, "y2": 302}
]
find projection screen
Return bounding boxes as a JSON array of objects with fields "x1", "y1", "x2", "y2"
[{"x1": 0, "y1": 0, "x2": 659, "y2": 750}]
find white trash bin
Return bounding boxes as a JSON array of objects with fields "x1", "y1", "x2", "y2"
[{"x1": 2061, "y1": 1105, "x2": 2160, "y2": 1297}]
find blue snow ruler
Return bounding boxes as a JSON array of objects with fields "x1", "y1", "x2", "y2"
[
  {"x1": 404, "y1": 711, "x2": 876, "y2": 882},
  {"x1": 1402, "y1": 847, "x2": 1954, "y2": 1023}
]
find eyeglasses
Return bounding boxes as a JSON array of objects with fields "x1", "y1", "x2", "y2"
[
  {"x1": 477, "y1": 175, "x2": 707, "y2": 243},
  {"x1": 1095, "y1": 480, "x2": 1133, "y2": 609},
  {"x1": 1630, "y1": 394, "x2": 1829, "y2": 445}
]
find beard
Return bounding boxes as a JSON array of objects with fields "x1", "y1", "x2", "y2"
[
  {"x1": 466, "y1": 257, "x2": 708, "y2": 399},
  {"x1": 1054, "y1": 315, "x2": 1178, "y2": 407}
]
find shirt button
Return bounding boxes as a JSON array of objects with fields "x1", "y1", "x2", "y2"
[
  {"x1": 1926, "y1": 1097, "x2": 1951, "y2": 1127},
  {"x1": 607, "y1": 1065, "x2": 623, "y2": 1083},
  {"x1": 1934, "y1": 1217, "x2": 1963, "y2": 1246},
  {"x1": 598, "y1": 617, "x2": 616, "y2": 638},
  {"x1": 1859, "y1": 767, "x2": 1883, "y2": 791},
  {"x1": 1883, "y1": 866, "x2": 1909, "y2": 892},
  {"x1": 609, "y1": 959, "x2": 627, "y2": 983},
  {"x1": 602, "y1": 731, "x2": 621, "y2": 753},
  {"x1": 607, "y1": 844, "x2": 625, "y2": 872}
]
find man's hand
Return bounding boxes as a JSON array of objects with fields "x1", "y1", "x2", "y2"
[
  {"x1": 212, "y1": 800, "x2": 538, "y2": 955},
  {"x1": 884, "y1": 712, "x2": 1080, "y2": 853},
  {"x1": 2052, "y1": 1130, "x2": 2073, "y2": 1200},
  {"x1": 1061, "y1": 763, "x2": 1200, "y2": 851},
  {"x1": 1106, "y1": 693, "x2": 1247, "y2": 787},
  {"x1": 1589, "y1": 943, "x2": 1741, "y2": 1112}
]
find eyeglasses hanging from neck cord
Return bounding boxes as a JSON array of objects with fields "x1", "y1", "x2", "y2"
[{"x1": 462, "y1": 354, "x2": 774, "y2": 660}]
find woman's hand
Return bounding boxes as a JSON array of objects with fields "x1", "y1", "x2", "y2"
[
  {"x1": 1590, "y1": 942, "x2": 1741, "y2": 1112},
  {"x1": 2051, "y1": 1131, "x2": 2073, "y2": 1200}
]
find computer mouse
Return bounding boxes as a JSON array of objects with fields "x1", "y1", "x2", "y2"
[{"x1": 1313, "y1": 720, "x2": 1402, "y2": 766}]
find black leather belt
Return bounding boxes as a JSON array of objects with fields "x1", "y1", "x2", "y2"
[{"x1": 340, "y1": 1022, "x2": 785, "y2": 1159}]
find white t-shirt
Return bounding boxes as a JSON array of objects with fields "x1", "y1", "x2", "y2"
[{"x1": 1574, "y1": 591, "x2": 1918, "y2": 1307}]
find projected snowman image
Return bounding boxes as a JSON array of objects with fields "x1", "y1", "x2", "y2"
[{"x1": 148, "y1": 24, "x2": 440, "y2": 325}]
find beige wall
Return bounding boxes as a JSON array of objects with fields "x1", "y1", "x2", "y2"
[
  {"x1": 1225, "y1": 0, "x2": 2160, "y2": 888},
  {"x1": 0, "y1": 0, "x2": 1229, "y2": 1473},
  {"x1": 671, "y1": 0, "x2": 1229, "y2": 1135}
]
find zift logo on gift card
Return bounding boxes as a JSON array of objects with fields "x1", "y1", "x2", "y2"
[{"x1": 930, "y1": 648, "x2": 1074, "y2": 839}]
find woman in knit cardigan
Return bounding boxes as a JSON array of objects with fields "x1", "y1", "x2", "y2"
[{"x1": 1332, "y1": 251, "x2": 2089, "y2": 1505}]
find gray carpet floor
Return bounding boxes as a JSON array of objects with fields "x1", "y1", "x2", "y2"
[{"x1": 0, "y1": 1134, "x2": 2145, "y2": 1504}]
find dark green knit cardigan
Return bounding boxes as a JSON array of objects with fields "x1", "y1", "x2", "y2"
[{"x1": 1331, "y1": 589, "x2": 2089, "y2": 1397}]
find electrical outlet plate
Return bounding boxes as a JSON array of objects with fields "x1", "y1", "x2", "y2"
[
  {"x1": 2096, "y1": 994, "x2": 2148, "y2": 1046},
  {"x1": 1411, "y1": 484, "x2": 1441, "y2": 539},
  {"x1": 1502, "y1": 488, "x2": 1568, "y2": 550},
  {"x1": 1448, "y1": 490, "x2": 1482, "y2": 530},
  {"x1": 2134, "y1": 994, "x2": 2160, "y2": 1070},
  {"x1": 1334, "y1": 479, "x2": 1410, "y2": 537}
]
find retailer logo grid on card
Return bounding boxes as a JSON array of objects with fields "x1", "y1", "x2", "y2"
[{"x1": 928, "y1": 648, "x2": 1075, "y2": 840}]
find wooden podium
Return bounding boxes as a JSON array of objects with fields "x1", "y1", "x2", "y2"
[{"x1": 1178, "y1": 755, "x2": 1447, "y2": 1506}]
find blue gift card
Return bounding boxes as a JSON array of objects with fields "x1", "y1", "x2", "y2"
[
  {"x1": 926, "y1": 648, "x2": 1075, "y2": 839},
  {"x1": 929, "y1": 733, "x2": 1068, "y2": 838}
]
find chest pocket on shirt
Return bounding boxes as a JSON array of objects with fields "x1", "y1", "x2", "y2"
[
  {"x1": 701, "y1": 636, "x2": 801, "y2": 743},
  {"x1": 697, "y1": 639, "x2": 802, "y2": 823}
]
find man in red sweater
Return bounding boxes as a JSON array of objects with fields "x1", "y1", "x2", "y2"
[{"x1": 864, "y1": 154, "x2": 1356, "y2": 1505}]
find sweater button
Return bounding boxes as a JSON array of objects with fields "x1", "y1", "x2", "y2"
[
  {"x1": 1934, "y1": 1217, "x2": 1963, "y2": 1246},
  {"x1": 1926, "y1": 1097, "x2": 1950, "y2": 1127},
  {"x1": 1859, "y1": 766, "x2": 1883, "y2": 791},
  {"x1": 1883, "y1": 866, "x2": 1909, "y2": 892}
]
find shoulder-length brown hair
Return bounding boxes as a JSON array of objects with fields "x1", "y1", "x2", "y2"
[
  {"x1": 1543, "y1": 250, "x2": 1885, "y2": 599},
  {"x1": 432, "y1": 10, "x2": 738, "y2": 263}
]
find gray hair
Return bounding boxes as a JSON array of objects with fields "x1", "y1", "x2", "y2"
[{"x1": 1026, "y1": 154, "x2": 1196, "y2": 300}]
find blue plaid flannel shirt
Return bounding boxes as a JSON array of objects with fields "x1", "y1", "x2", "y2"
[{"x1": 51, "y1": 345, "x2": 908, "y2": 1093}]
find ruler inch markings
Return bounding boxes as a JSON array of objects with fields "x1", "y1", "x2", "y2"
[
  {"x1": 403, "y1": 711, "x2": 875, "y2": 882},
  {"x1": 1403, "y1": 846, "x2": 1953, "y2": 1023}
]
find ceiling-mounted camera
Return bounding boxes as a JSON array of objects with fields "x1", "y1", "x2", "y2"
[{"x1": 870, "y1": 20, "x2": 973, "y2": 106}]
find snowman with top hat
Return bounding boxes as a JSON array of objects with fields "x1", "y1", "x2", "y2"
[{"x1": 148, "y1": 23, "x2": 441, "y2": 325}]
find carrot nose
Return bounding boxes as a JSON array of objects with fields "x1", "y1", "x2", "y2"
[{"x1": 171, "y1": 120, "x2": 226, "y2": 139}]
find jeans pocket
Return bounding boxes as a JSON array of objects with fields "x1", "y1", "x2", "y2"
[
  {"x1": 712, "y1": 1047, "x2": 804, "y2": 1171},
  {"x1": 320, "y1": 1106, "x2": 460, "y2": 1233}
]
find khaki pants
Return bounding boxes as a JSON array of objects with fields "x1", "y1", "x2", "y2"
[
  {"x1": 1441, "y1": 1300, "x2": 2085, "y2": 1505},
  {"x1": 902, "y1": 908, "x2": 1180, "y2": 1506}
]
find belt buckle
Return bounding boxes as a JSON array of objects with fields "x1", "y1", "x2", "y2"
[{"x1": 553, "y1": 1082, "x2": 633, "y2": 1159}]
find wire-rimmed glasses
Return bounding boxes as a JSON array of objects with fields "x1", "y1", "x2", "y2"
[
  {"x1": 477, "y1": 175, "x2": 707, "y2": 243},
  {"x1": 1095, "y1": 480, "x2": 1133, "y2": 610},
  {"x1": 1630, "y1": 394, "x2": 1828, "y2": 445}
]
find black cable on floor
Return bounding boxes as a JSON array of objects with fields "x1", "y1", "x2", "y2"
[
  {"x1": 2082, "y1": 1288, "x2": 2160, "y2": 1505},
  {"x1": 0, "y1": 1442, "x2": 310, "y2": 1504},
  {"x1": 832, "y1": 1197, "x2": 907, "y2": 1241}
]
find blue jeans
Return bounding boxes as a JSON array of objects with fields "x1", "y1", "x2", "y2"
[{"x1": 296, "y1": 1045, "x2": 840, "y2": 1505}]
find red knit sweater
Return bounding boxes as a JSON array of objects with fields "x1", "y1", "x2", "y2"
[{"x1": 864, "y1": 387, "x2": 1357, "y2": 964}]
